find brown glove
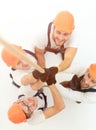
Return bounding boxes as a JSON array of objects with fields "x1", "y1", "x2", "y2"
[
  {"x1": 33, "y1": 67, "x2": 58, "y2": 85},
  {"x1": 69, "y1": 75, "x2": 81, "y2": 91},
  {"x1": 45, "y1": 76, "x2": 57, "y2": 85}
]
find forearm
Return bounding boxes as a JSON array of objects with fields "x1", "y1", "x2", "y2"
[
  {"x1": 21, "y1": 73, "x2": 37, "y2": 86},
  {"x1": 58, "y1": 47, "x2": 77, "y2": 72},
  {"x1": 49, "y1": 84, "x2": 65, "y2": 110},
  {"x1": 31, "y1": 80, "x2": 45, "y2": 90},
  {"x1": 44, "y1": 84, "x2": 65, "y2": 119},
  {"x1": 35, "y1": 46, "x2": 45, "y2": 68},
  {"x1": 58, "y1": 58, "x2": 71, "y2": 72}
]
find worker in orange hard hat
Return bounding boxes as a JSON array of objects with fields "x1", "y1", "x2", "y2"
[
  {"x1": 1, "y1": 44, "x2": 38, "y2": 88},
  {"x1": 34, "y1": 10, "x2": 77, "y2": 73},
  {"x1": 1, "y1": 42, "x2": 59, "y2": 90},
  {"x1": 1, "y1": 45, "x2": 31, "y2": 70},
  {"x1": 8, "y1": 83, "x2": 65, "y2": 125},
  {"x1": 53, "y1": 11, "x2": 74, "y2": 33},
  {"x1": 59, "y1": 63, "x2": 96, "y2": 103},
  {"x1": 8, "y1": 97, "x2": 38, "y2": 124}
]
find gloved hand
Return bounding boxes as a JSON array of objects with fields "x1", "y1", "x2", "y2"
[
  {"x1": 33, "y1": 67, "x2": 58, "y2": 85},
  {"x1": 45, "y1": 76, "x2": 57, "y2": 85},
  {"x1": 45, "y1": 67, "x2": 58, "y2": 85}
]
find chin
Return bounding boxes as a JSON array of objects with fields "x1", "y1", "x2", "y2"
[{"x1": 55, "y1": 41, "x2": 64, "y2": 46}]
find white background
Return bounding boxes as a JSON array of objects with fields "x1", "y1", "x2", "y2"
[{"x1": 0, "y1": 0, "x2": 96, "y2": 130}]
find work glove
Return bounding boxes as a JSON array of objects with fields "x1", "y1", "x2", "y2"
[
  {"x1": 33, "y1": 67, "x2": 58, "y2": 85},
  {"x1": 69, "y1": 75, "x2": 81, "y2": 91},
  {"x1": 45, "y1": 76, "x2": 57, "y2": 85}
]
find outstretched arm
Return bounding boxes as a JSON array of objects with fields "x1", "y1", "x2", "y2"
[
  {"x1": 35, "y1": 46, "x2": 45, "y2": 68},
  {"x1": 21, "y1": 73, "x2": 45, "y2": 90},
  {"x1": 58, "y1": 47, "x2": 77, "y2": 72},
  {"x1": 43, "y1": 84, "x2": 65, "y2": 119}
]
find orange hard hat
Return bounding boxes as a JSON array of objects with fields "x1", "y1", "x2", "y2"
[
  {"x1": 53, "y1": 11, "x2": 74, "y2": 33},
  {"x1": 89, "y1": 64, "x2": 96, "y2": 81},
  {"x1": 8, "y1": 97, "x2": 37, "y2": 124},
  {"x1": 8, "y1": 103, "x2": 27, "y2": 124},
  {"x1": 1, "y1": 45, "x2": 25, "y2": 67}
]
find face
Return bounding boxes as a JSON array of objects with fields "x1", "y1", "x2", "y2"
[
  {"x1": 14, "y1": 60, "x2": 31, "y2": 70},
  {"x1": 81, "y1": 70, "x2": 96, "y2": 89},
  {"x1": 52, "y1": 26, "x2": 72, "y2": 46},
  {"x1": 16, "y1": 97, "x2": 37, "y2": 119}
]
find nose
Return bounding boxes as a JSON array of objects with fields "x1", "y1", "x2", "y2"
[
  {"x1": 84, "y1": 79, "x2": 90, "y2": 87},
  {"x1": 59, "y1": 34, "x2": 64, "y2": 40},
  {"x1": 22, "y1": 62, "x2": 30, "y2": 68}
]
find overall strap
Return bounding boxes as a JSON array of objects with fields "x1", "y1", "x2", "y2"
[
  {"x1": 18, "y1": 94, "x2": 25, "y2": 99},
  {"x1": 47, "y1": 22, "x2": 53, "y2": 48},
  {"x1": 60, "y1": 45, "x2": 66, "y2": 60},
  {"x1": 24, "y1": 49, "x2": 37, "y2": 59},
  {"x1": 9, "y1": 73, "x2": 21, "y2": 88},
  {"x1": 80, "y1": 88, "x2": 96, "y2": 93},
  {"x1": 34, "y1": 88, "x2": 47, "y2": 111}
]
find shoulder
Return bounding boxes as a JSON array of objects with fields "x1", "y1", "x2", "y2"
[
  {"x1": 65, "y1": 47, "x2": 77, "y2": 53},
  {"x1": 33, "y1": 31, "x2": 48, "y2": 49},
  {"x1": 27, "y1": 110, "x2": 45, "y2": 125},
  {"x1": 65, "y1": 31, "x2": 79, "y2": 48}
]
